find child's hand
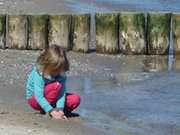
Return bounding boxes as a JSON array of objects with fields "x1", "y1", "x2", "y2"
[
  {"x1": 50, "y1": 109, "x2": 68, "y2": 120},
  {"x1": 50, "y1": 109, "x2": 62, "y2": 119},
  {"x1": 58, "y1": 110, "x2": 68, "y2": 120}
]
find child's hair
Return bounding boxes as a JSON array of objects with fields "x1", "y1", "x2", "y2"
[{"x1": 36, "y1": 44, "x2": 69, "y2": 76}]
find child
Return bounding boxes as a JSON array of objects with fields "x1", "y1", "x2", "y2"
[{"x1": 26, "y1": 44, "x2": 81, "y2": 120}]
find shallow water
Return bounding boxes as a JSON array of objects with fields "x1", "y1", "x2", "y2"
[
  {"x1": 66, "y1": 56, "x2": 180, "y2": 135},
  {"x1": 65, "y1": 0, "x2": 180, "y2": 13},
  {"x1": 67, "y1": 73, "x2": 180, "y2": 135}
]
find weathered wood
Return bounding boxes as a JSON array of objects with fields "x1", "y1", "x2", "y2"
[
  {"x1": 28, "y1": 15, "x2": 48, "y2": 50},
  {"x1": 96, "y1": 13, "x2": 119, "y2": 54},
  {"x1": 119, "y1": 12, "x2": 146, "y2": 54},
  {"x1": 147, "y1": 13, "x2": 170, "y2": 55},
  {"x1": 172, "y1": 14, "x2": 180, "y2": 55},
  {"x1": 48, "y1": 15, "x2": 71, "y2": 50},
  {"x1": 72, "y1": 14, "x2": 90, "y2": 53},
  {"x1": 0, "y1": 16, "x2": 5, "y2": 49},
  {"x1": 7, "y1": 15, "x2": 28, "y2": 49}
]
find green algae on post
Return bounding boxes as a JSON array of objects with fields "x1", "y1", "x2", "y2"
[
  {"x1": 28, "y1": 15, "x2": 48, "y2": 50},
  {"x1": 147, "y1": 13, "x2": 171, "y2": 55},
  {"x1": 72, "y1": 14, "x2": 90, "y2": 53},
  {"x1": 172, "y1": 13, "x2": 180, "y2": 55},
  {"x1": 96, "y1": 13, "x2": 119, "y2": 54},
  {"x1": 7, "y1": 15, "x2": 28, "y2": 49},
  {"x1": 48, "y1": 15, "x2": 71, "y2": 50},
  {"x1": 119, "y1": 12, "x2": 146, "y2": 54}
]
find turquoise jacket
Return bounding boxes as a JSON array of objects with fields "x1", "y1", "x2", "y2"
[{"x1": 26, "y1": 66, "x2": 66, "y2": 113}]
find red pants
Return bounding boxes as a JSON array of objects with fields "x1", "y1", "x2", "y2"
[{"x1": 28, "y1": 81, "x2": 81, "y2": 113}]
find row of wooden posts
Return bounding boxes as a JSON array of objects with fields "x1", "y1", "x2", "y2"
[{"x1": 0, "y1": 12, "x2": 180, "y2": 55}]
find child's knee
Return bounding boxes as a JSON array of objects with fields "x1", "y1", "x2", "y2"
[
  {"x1": 76, "y1": 95, "x2": 81, "y2": 105},
  {"x1": 44, "y1": 81, "x2": 62, "y2": 103},
  {"x1": 45, "y1": 81, "x2": 62, "y2": 93},
  {"x1": 65, "y1": 93, "x2": 81, "y2": 112},
  {"x1": 51, "y1": 81, "x2": 62, "y2": 90},
  {"x1": 28, "y1": 96, "x2": 42, "y2": 111},
  {"x1": 72, "y1": 94, "x2": 81, "y2": 106}
]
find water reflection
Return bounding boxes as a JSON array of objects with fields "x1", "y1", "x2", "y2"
[
  {"x1": 173, "y1": 55, "x2": 180, "y2": 71},
  {"x1": 84, "y1": 77, "x2": 92, "y2": 94},
  {"x1": 67, "y1": 55, "x2": 180, "y2": 94},
  {"x1": 143, "y1": 55, "x2": 168, "y2": 72}
]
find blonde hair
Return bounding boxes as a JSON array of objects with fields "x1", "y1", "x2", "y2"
[{"x1": 36, "y1": 44, "x2": 69, "y2": 77}]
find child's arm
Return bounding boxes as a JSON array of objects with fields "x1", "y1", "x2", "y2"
[
  {"x1": 56, "y1": 86, "x2": 66, "y2": 110},
  {"x1": 34, "y1": 72, "x2": 53, "y2": 113},
  {"x1": 56, "y1": 75, "x2": 67, "y2": 111}
]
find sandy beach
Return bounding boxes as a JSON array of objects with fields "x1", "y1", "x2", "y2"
[
  {"x1": 0, "y1": 0, "x2": 180, "y2": 134},
  {"x1": 0, "y1": 49, "x2": 180, "y2": 135},
  {"x1": 0, "y1": 49, "x2": 114, "y2": 135}
]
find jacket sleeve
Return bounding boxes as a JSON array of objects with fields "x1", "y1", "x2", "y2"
[
  {"x1": 34, "y1": 72, "x2": 53, "y2": 113},
  {"x1": 56, "y1": 74, "x2": 67, "y2": 110}
]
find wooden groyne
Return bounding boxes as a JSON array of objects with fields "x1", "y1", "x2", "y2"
[
  {"x1": 72, "y1": 14, "x2": 90, "y2": 53},
  {"x1": 119, "y1": 12, "x2": 146, "y2": 54},
  {"x1": 7, "y1": 15, "x2": 28, "y2": 49},
  {"x1": 0, "y1": 12, "x2": 180, "y2": 55},
  {"x1": 147, "y1": 13, "x2": 171, "y2": 55},
  {"x1": 172, "y1": 14, "x2": 180, "y2": 55},
  {"x1": 96, "y1": 13, "x2": 119, "y2": 54},
  {"x1": 48, "y1": 15, "x2": 71, "y2": 50}
]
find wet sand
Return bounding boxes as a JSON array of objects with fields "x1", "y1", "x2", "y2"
[
  {"x1": 0, "y1": 49, "x2": 180, "y2": 135},
  {"x1": 0, "y1": 49, "x2": 112, "y2": 135},
  {"x1": 0, "y1": 0, "x2": 180, "y2": 14}
]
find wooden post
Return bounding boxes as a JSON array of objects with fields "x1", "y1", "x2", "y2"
[
  {"x1": 119, "y1": 12, "x2": 146, "y2": 54},
  {"x1": 28, "y1": 15, "x2": 48, "y2": 50},
  {"x1": 147, "y1": 13, "x2": 170, "y2": 55},
  {"x1": 172, "y1": 13, "x2": 180, "y2": 55},
  {"x1": 72, "y1": 14, "x2": 90, "y2": 53},
  {"x1": 7, "y1": 15, "x2": 28, "y2": 49},
  {"x1": 0, "y1": 16, "x2": 5, "y2": 49},
  {"x1": 48, "y1": 15, "x2": 71, "y2": 50},
  {"x1": 96, "y1": 13, "x2": 119, "y2": 54}
]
